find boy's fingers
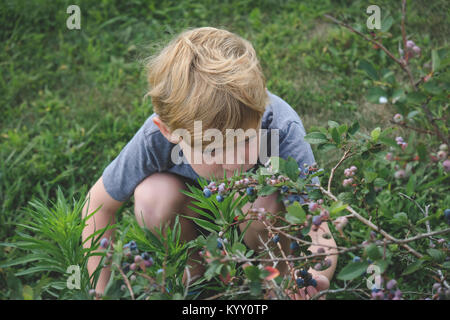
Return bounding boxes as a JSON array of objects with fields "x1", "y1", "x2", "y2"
[{"x1": 306, "y1": 285, "x2": 318, "y2": 298}]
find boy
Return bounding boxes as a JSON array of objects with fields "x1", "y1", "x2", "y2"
[{"x1": 82, "y1": 27, "x2": 337, "y2": 299}]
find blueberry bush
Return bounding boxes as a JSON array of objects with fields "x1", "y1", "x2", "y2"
[{"x1": 0, "y1": 0, "x2": 448, "y2": 300}]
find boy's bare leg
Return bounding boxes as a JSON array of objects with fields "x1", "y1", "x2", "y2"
[{"x1": 134, "y1": 173, "x2": 205, "y2": 286}]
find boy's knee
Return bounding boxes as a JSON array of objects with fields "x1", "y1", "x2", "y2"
[{"x1": 133, "y1": 172, "x2": 189, "y2": 227}]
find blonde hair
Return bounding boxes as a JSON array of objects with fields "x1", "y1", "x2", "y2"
[{"x1": 145, "y1": 27, "x2": 269, "y2": 147}]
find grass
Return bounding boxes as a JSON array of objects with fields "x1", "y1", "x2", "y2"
[{"x1": 0, "y1": 0, "x2": 448, "y2": 298}]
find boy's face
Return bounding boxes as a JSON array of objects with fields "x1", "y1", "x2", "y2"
[{"x1": 153, "y1": 116, "x2": 261, "y2": 180}]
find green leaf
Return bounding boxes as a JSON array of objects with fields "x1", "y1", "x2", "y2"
[
  {"x1": 373, "y1": 178, "x2": 387, "y2": 187},
  {"x1": 304, "y1": 132, "x2": 328, "y2": 144},
  {"x1": 330, "y1": 201, "x2": 348, "y2": 215},
  {"x1": 258, "y1": 185, "x2": 278, "y2": 197},
  {"x1": 359, "y1": 60, "x2": 379, "y2": 80},
  {"x1": 370, "y1": 127, "x2": 381, "y2": 142},
  {"x1": 22, "y1": 285, "x2": 33, "y2": 300},
  {"x1": 286, "y1": 202, "x2": 306, "y2": 224},
  {"x1": 366, "y1": 87, "x2": 386, "y2": 103},
  {"x1": 406, "y1": 91, "x2": 426, "y2": 105},
  {"x1": 432, "y1": 49, "x2": 441, "y2": 72},
  {"x1": 427, "y1": 248, "x2": 446, "y2": 263},
  {"x1": 331, "y1": 127, "x2": 340, "y2": 145},
  {"x1": 328, "y1": 120, "x2": 339, "y2": 128},
  {"x1": 189, "y1": 217, "x2": 221, "y2": 233},
  {"x1": 381, "y1": 15, "x2": 394, "y2": 32},
  {"x1": 402, "y1": 259, "x2": 424, "y2": 276},
  {"x1": 337, "y1": 261, "x2": 369, "y2": 280},
  {"x1": 406, "y1": 174, "x2": 416, "y2": 195},
  {"x1": 365, "y1": 243, "x2": 383, "y2": 261},
  {"x1": 285, "y1": 157, "x2": 300, "y2": 181},
  {"x1": 244, "y1": 265, "x2": 261, "y2": 281},
  {"x1": 373, "y1": 259, "x2": 389, "y2": 274},
  {"x1": 348, "y1": 122, "x2": 360, "y2": 135},
  {"x1": 417, "y1": 143, "x2": 427, "y2": 162}
]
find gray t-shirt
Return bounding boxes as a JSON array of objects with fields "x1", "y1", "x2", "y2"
[{"x1": 102, "y1": 90, "x2": 318, "y2": 202}]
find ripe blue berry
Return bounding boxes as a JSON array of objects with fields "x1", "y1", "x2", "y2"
[
  {"x1": 290, "y1": 241, "x2": 299, "y2": 250},
  {"x1": 308, "y1": 279, "x2": 317, "y2": 287},
  {"x1": 128, "y1": 240, "x2": 137, "y2": 251},
  {"x1": 312, "y1": 215, "x2": 322, "y2": 226},
  {"x1": 296, "y1": 278, "x2": 305, "y2": 287},
  {"x1": 272, "y1": 235, "x2": 280, "y2": 243},
  {"x1": 217, "y1": 239, "x2": 223, "y2": 249},
  {"x1": 141, "y1": 252, "x2": 150, "y2": 260},
  {"x1": 203, "y1": 188, "x2": 212, "y2": 198},
  {"x1": 216, "y1": 194, "x2": 224, "y2": 202},
  {"x1": 281, "y1": 186, "x2": 289, "y2": 193},
  {"x1": 353, "y1": 256, "x2": 361, "y2": 263},
  {"x1": 444, "y1": 209, "x2": 450, "y2": 220},
  {"x1": 300, "y1": 269, "x2": 308, "y2": 278},
  {"x1": 100, "y1": 238, "x2": 109, "y2": 249},
  {"x1": 246, "y1": 187, "x2": 254, "y2": 195}
]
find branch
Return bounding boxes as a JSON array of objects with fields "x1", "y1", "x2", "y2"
[
  {"x1": 328, "y1": 149, "x2": 353, "y2": 193},
  {"x1": 323, "y1": 14, "x2": 416, "y2": 90}
]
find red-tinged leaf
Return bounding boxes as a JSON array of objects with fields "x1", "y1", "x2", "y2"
[{"x1": 264, "y1": 266, "x2": 280, "y2": 281}]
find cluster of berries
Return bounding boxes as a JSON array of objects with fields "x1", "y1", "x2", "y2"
[
  {"x1": 430, "y1": 282, "x2": 450, "y2": 300},
  {"x1": 313, "y1": 248, "x2": 332, "y2": 271},
  {"x1": 342, "y1": 166, "x2": 357, "y2": 187},
  {"x1": 402, "y1": 39, "x2": 421, "y2": 60},
  {"x1": 371, "y1": 279, "x2": 403, "y2": 300},
  {"x1": 430, "y1": 144, "x2": 450, "y2": 173},
  {"x1": 121, "y1": 240, "x2": 154, "y2": 273},
  {"x1": 203, "y1": 178, "x2": 258, "y2": 202},
  {"x1": 295, "y1": 269, "x2": 317, "y2": 288},
  {"x1": 395, "y1": 136, "x2": 408, "y2": 151}
]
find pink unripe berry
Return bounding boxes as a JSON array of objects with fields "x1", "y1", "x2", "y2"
[
  {"x1": 395, "y1": 136, "x2": 404, "y2": 144},
  {"x1": 386, "y1": 153, "x2": 393, "y2": 161},
  {"x1": 442, "y1": 159, "x2": 450, "y2": 172},
  {"x1": 130, "y1": 263, "x2": 136, "y2": 271},
  {"x1": 406, "y1": 40, "x2": 415, "y2": 48},
  {"x1": 394, "y1": 170, "x2": 406, "y2": 179},
  {"x1": 412, "y1": 46, "x2": 421, "y2": 56},
  {"x1": 134, "y1": 255, "x2": 142, "y2": 263},
  {"x1": 439, "y1": 144, "x2": 448, "y2": 151},
  {"x1": 130, "y1": 275, "x2": 136, "y2": 282},
  {"x1": 394, "y1": 289, "x2": 402, "y2": 298},
  {"x1": 314, "y1": 263, "x2": 322, "y2": 271},
  {"x1": 317, "y1": 199, "x2": 324, "y2": 205},
  {"x1": 437, "y1": 150, "x2": 447, "y2": 160},
  {"x1": 393, "y1": 114, "x2": 403, "y2": 123},
  {"x1": 350, "y1": 166, "x2": 357, "y2": 172},
  {"x1": 401, "y1": 142, "x2": 408, "y2": 151},
  {"x1": 317, "y1": 248, "x2": 325, "y2": 254},
  {"x1": 308, "y1": 202, "x2": 319, "y2": 211},
  {"x1": 320, "y1": 209, "x2": 330, "y2": 220},
  {"x1": 100, "y1": 238, "x2": 109, "y2": 249},
  {"x1": 386, "y1": 279, "x2": 397, "y2": 290}
]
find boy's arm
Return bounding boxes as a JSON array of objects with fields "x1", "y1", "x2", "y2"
[{"x1": 82, "y1": 176, "x2": 124, "y2": 295}]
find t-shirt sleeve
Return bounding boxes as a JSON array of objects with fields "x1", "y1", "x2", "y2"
[
  {"x1": 102, "y1": 125, "x2": 157, "y2": 202},
  {"x1": 279, "y1": 120, "x2": 320, "y2": 203}
]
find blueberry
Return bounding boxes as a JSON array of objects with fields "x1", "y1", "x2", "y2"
[
  {"x1": 312, "y1": 215, "x2": 322, "y2": 226},
  {"x1": 217, "y1": 239, "x2": 223, "y2": 249},
  {"x1": 353, "y1": 256, "x2": 361, "y2": 263},
  {"x1": 367, "y1": 259, "x2": 373, "y2": 264},
  {"x1": 100, "y1": 238, "x2": 109, "y2": 249},
  {"x1": 290, "y1": 241, "x2": 299, "y2": 250},
  {"x1": 246, "y1": 187, "x2": 254, "y2": 195},
  {"x1": 308, "y1": 279, "x2": 317, "y2": 287},
  {"x1": 444, "y1": 209, "x2": 450, "y2": 220},
  {"x1": 216, "y1": 194, "x2": 224, "y2": 202},
  {"x1": 296, "y1": 278, "x2": 305, "y2": 287},
  {"x1": 203, "y1": 188, "x2": 212, "y2": 198},
  {"x1": 300, "y1": 269, "x2": 308, "y2": 278},
  {"x1": 122, "y1": 262, "x2": 130, "y2": 273},
  {"x1": 129, "y1": 240, "x2": 137, "y2": 251},
  {"x1": 281, "y1": 186, "x2": 289, "y2": 193},
  {"x1": 141, "y1": 252, "x2": 150, "y2": 260},
  {"x1": 272, "y1": 235, "x2": 280, "y2": 243}
]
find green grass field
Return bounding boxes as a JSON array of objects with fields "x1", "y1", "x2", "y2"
[{"x1": 0, "y1": 0, "x2": 448, "y2": 299}]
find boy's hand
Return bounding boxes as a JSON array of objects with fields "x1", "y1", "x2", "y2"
[{"x1": 286, "y1": 274, "x2": 330, "y2": 300}]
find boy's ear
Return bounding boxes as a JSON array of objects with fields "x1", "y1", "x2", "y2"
[{"x1": 152, "y1": 116, "x2": 180, "y2": 143}]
